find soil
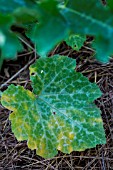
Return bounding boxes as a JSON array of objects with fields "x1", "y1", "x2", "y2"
[{"x1": 0, "y1": 37, "x2": 113, "y2": 170}]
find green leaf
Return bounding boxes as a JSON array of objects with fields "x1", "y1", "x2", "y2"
[
  {"x1": 0, "y1": 14, "x2": 23, "y2": 67},
  {"x1": 0, "y1": 90, "x2": 2, "y2": 97},
  {"x1": 65, "y1": 34, "x2": 86, "y2": 51},
  {"x1": 61, "y1": 0, "x2": 113, "y2": 62},
  {"x1": 92, "y1": 36, "x2": 111, "y2": 63},
  {"x1": 13, "y1": 8, "x2": 38, "y2": 25},
  {"x1": 107, "y1": 0, "x2": 113, "y2": 11},
  {"x1": 1, "y1": 55, "x2": 106, "y2": 158},
  {"x1": 57, "y1": 0, "x2": 68, "y2": 6},
  {"x1": 0, "y1": 0, "x2": 36, "y2": 13},
  {"x1": 1, "y1": 32, "x2": 22, "y2": 59},
  {"x1": 27, "y1": 0, "x2": 69, "y2": 56}
]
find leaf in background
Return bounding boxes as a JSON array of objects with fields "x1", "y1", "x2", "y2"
[
  {"x1": 92, "y1": 36, "x2": 111, "y2": 63},
  {"x1": 27, "y1": 0, "x2": 69, "y2": 56},
  {"x1": 57, "y1": 0, "x2": 68, "y2": 6},
  {"x1": 1, "y1": 32, "x2": 23, "y2": 59},
  {"x1": 0, "y1": 90, "x2": 2, "y2": 97},
  {"x1": 0, "y1": 0, "x2": 36, "y2": 13},
  {"x1": 0, "y1": 0, "x2": 39, "y2": 31},
  {"x1": 65, "y1": 34, "x2": 86, "y2": 51},
  {"x1": 0, "y1": 14, "x2": 23, "y2": 68},
  {"x1": 107, "y1": 0, "x2": 113, "y2": 11},
  {"x1": 0, "y1": 32, "x2": 23, "y2": 68},
  {"x1": 13, "y1": 8, "x2": 38, "y2": 25},
  {"x1": 0, "y1": 14, "x2": 22, "y2": 58},
  {"x1": 1, "y1": 55, "x2": 106, "y2": 158},
  {"x1": 61, "y1": 0, "x2": 113, "y2": 63}
]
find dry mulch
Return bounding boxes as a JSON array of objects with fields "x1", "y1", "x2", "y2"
[{"x1": 0, "y1": 39, "x2": 113, "y2": 170}]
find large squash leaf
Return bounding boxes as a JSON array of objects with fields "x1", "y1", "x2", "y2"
[{"x1": 1, "y1": 55, "x2": 106, "y2": 158}]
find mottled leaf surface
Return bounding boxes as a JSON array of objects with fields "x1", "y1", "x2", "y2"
[
  {"x1": 1, "y1": 55, "x2": 106, "y2": 158},
  {"x1": 65, "y1": 34, "x2": 86, "y2": 51}
]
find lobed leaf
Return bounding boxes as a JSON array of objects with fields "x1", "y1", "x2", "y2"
[
  {"x1": 0, "y1": 14, "x2": 23, "y2": 68},
  {"x1": 92, "y1": 36, "x2": 111, "y2": 63},
  {"x1": 0, "y1": 0, "x2": 38, "y2": 68},
  {"x1": 1, "y1": 0, "x2": 113, "y2": 64},
  {"x1": 107, "y1": 0, "x2": 113, "y2": 11},
  {"x1": 26, "y1": 0, "x2": 69, "y2": 56},
  {"x1": 0, "y1": 0, "x2": 36, "y2": 13},
  {"x1": 61, "y1": 0, "x2": 113, "y2": 62},
  {"x1": 1, "y1": 55, "x2": 106, "y2": 158},
  {"x1": 65, "y1": 34, "x2": 86, "y2": 51}
]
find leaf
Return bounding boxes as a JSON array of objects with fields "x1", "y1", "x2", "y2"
[
  {"x1": 0, "y1": 0, "x2": 36, "y2": 13},
  {"x1": 1, "y1": 32, "x2": 22, "y2": 58},
  {"x1": 13, "y1": 8, "x2": 38, "y2": 25},
  {"x1": 107, "y1": 0, "x2": 113, "y2": 11},
  {"x1": 57, "y1": 0, "x2": 68, "y2": 6},
  {"x1": 61, "y1": 0, "x2": 113, "y2": 62},
  {"x1": 92, "y1": 36, "x2": 111, "y2": 63},
  {"x1": 27, "y1": 0, "x2": 69, "y2": 56},
  {"x1": 0, "y1": 90, "x2": 2, "y2": 97},
  {"x1": 65, "y1": 34, "x2": 86, "y2": 51},
  {"x1": 1, "y1": 55, "x2": 106, "y2": 158},
  {"x1": 0, "y1": 14, "x2": 23, "y2": 68}
]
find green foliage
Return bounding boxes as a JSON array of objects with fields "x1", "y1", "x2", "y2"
[
  {"x1": 1, "y1": 55, "x2": 106, "y2": 158},
  {"x1": 27, "y1": 0, "x2": 69, "y2": 56},
  {"x1": 92, "y1": 36, "x2": 111, "y2": 63},
  {"x1": 0, "y1": 90, "x2": 2, "y2": 97},
  {"x1": 0, "y1": 13, "x2": 23, "y2": 68},
  {"x1": 107, "y1": 0, "x2": 113, "y2": 11},
  {"x1": 0, "y1": 0, "x2": 38, "y2": 67},
  {"x1": 1, "y1": 0, "x2": 113, "y2": 65},
  {"x1": 61, "y1": 0, "x2": 113, "y2": 62},
  {"x1": 65, "y1": 34, "x2": 86, "y2": 51},
  {"x1": 0, "y1": 0, "x2": 36, "y2": 13},
  {"x1": 0, "y1": 0, "x2": 109, "y2": 159}
]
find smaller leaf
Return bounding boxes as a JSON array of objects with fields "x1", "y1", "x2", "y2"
[{"x1": 65, "y1": 34, "x2": 86, "y2": 51}]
